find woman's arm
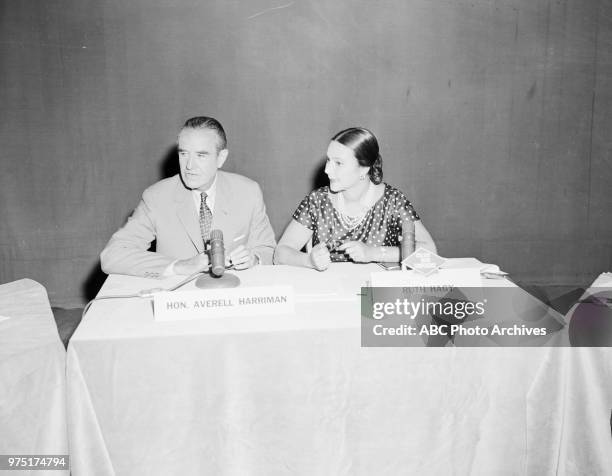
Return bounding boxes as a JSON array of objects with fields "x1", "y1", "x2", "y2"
[
  {"x1": 336, "y1": 241, "x2": 400, "y2": 263},
  {"x1": 335, "y1": 216, "x2": 436, "y2": 263},
  {"x1": 274, "y1": 219, "x2": 330, "y2": 269}
]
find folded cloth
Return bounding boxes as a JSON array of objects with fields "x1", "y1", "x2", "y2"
[
  {"x1": 480, "y1": 264, "x2": 508, "y2": 277},
  {"x1": 439, "y1": 258, "x2": 508, "y2": 278}
]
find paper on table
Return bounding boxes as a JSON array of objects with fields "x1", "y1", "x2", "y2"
[
  {"x1": 440, "y1": 257, "x2": 483, "y2": 269},
  {"x1": 238, "y1": 266, "x2": 347, "y2": 301},
  {"x1": 440, "y1": 258, "x2": 508, "y2": 276}
]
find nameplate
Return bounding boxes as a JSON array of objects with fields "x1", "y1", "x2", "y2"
[
  {"x1": 154, "y1": 286, "x2": 295, "y2": 321},
  {"x1": 370, "y1": 268, "x2": 482, "y2": 287}
]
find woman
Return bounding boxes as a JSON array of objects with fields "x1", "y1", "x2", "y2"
[{"x1": 274, "y1": 127, "x2": 436, "y2": 271}]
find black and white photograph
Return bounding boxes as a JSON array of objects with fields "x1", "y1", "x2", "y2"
[{"x1": 1, "y1": 0, "x2": 611, "y2": 474}]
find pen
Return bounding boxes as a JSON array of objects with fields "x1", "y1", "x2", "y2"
[{"x1": 226, "y1": 234, "x2": 247, "y2": 268}]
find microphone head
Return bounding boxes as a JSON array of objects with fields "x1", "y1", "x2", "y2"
[{"x1": 210, "y1": 229, "x2": 223, "y2": 242}]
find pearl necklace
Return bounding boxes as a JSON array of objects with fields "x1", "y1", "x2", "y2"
[{"x1": 334, "y1": 182, "x2": 377, "y2": 231}]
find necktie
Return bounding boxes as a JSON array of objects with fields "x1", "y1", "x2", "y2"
[{"x1": 199, "y1": 192, "x2": 213, "y2": 247}]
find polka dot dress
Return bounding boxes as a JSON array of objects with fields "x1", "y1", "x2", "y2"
[{"x1": 292, "y1": 183, "x2": 420, "y2": 262}]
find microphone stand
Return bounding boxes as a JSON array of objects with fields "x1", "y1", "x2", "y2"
[
  {"x1": 195, "y1": 269, "x2": 240, "y2": 289},
  {"x1": 195, "y1": 230, "x2": 240, "y2": 289}
]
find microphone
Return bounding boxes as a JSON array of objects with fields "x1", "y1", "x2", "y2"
[
  {"x1": 400, "y1": 218, "x2": 416, "y2": 262},
  {"x1": 209, "y1": 229, "x2": 225, "y2": 277}
]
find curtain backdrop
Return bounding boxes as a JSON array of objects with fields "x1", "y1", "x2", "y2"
[{"x1": 1, "y1": 0, "x2": 611, "y2": 307}]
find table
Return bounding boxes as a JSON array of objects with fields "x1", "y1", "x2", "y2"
[
  {"x1": 66, "y1": 263, "x2": 608, "y2": 475},
  {"x1": 0, "y1": 279, "x2": 69, "y2": 476},
  {"x1": 581, "y1": 272, "x2": 612, "y2": 291},
  {"x1": 544, "y1": 272, "x2": 612, "y2": 475}
]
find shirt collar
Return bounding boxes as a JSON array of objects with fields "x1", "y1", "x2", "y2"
[{"x1": 191, "y1": 174, "x2": 218, "y2": 212}]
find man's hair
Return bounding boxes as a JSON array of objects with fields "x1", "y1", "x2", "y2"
[{"x1": 181, "y1": 116, "x2": 227, "y2": 151}]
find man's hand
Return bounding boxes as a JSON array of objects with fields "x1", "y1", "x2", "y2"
[
  {"x1": 228, "y1": 244, "x2": 257, "y2": 270},
  {"x1": 173, "y1": 253, "x2": 210, "y2": 275},
  {"x1": 337, "y1": 241, "x2": 374, "y2": 263},
  {"x1": 309, "y1": 243, "x2": 331, "y2": 271}
]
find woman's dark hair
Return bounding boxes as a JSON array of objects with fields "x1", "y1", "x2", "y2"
[{"x1": 331, "y1": 127, "x2": 383, "y2": 184}]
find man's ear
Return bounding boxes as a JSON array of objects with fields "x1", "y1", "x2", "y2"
[{"x1": 217, "y1": 149, "x2": 229, "y2": 168}]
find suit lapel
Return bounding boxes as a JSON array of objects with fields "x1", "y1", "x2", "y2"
[
  {"x1": 174, "y1": 178, "x2": 205, "y2": 253},
  {"x1": 212, "y1": 172, "x2": 231, "y2": 233}
]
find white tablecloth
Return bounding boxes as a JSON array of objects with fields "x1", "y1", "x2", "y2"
[
  {"x1": 545, "y1": 272, "x2": 612, "y2": 475},
  {"x1": 66, "y1": 263, "x2": 609, "y2": 475},
  {"x1": 0, "y1": 279, "x2": 69, "y2": 476}
]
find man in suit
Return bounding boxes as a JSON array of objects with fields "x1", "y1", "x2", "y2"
[{"x1": 101, "y1": 116, "x2": 276, "y2": 278}]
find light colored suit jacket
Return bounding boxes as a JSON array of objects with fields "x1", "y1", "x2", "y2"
[{"x1": 100, "y1": 171, "x2": 276, "y2": 278}]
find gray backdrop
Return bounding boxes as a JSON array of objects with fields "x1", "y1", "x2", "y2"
[{"x1": 1, "y1": 0, "x2": 611, "y2": 307}]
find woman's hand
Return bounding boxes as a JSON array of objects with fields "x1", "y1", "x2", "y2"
[
  {"x1": 309, "y1": 243, "x2": 331, "y2": 271},
  {"x1": 337, "y1": 241, "x2": 374, "y2": 263}
]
